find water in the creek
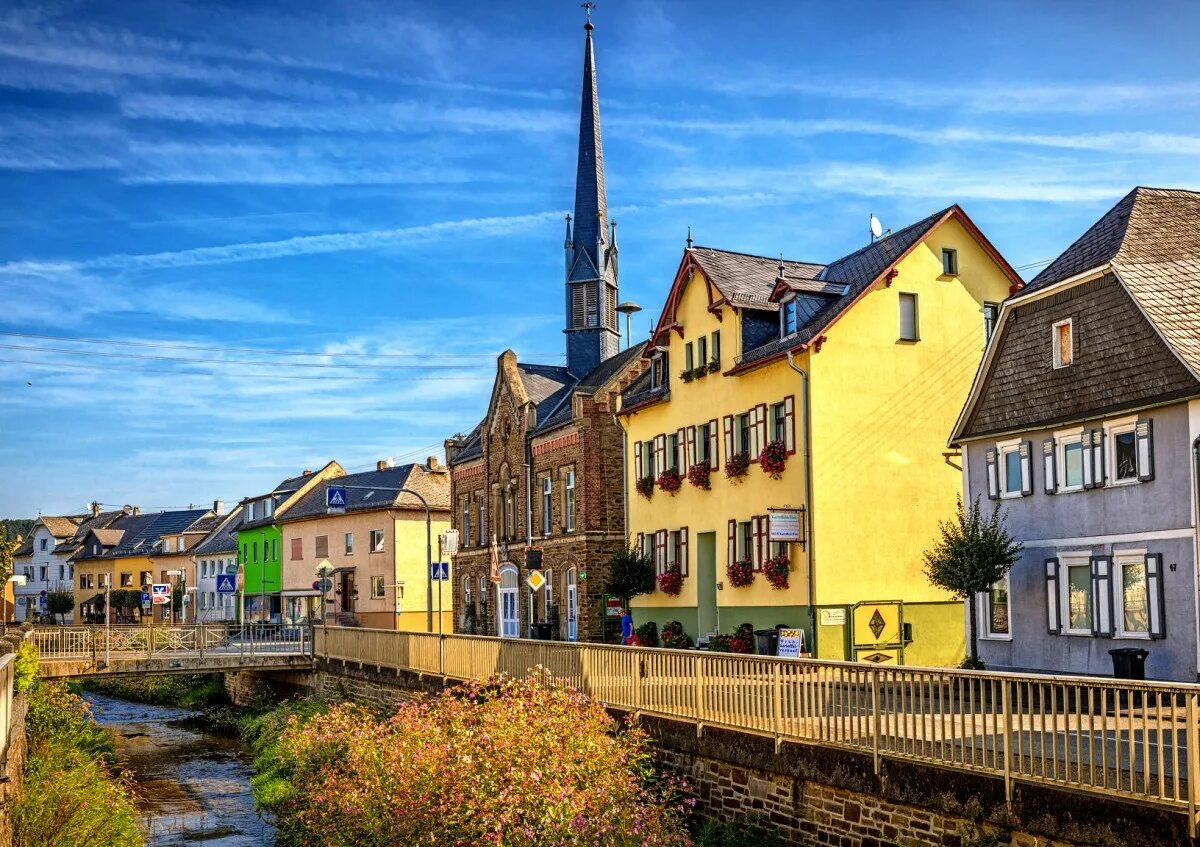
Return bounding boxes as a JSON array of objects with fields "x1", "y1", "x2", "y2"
[{"x1": 86, "y1": 693, "x2": 275, "y2": 847}]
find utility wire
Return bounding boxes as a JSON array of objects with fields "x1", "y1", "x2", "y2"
[
  {"x1": 0, "y1": 342, "x2": 476, "y2": 370},
  {"x1": 0, "y1": 357, "x2": 487, "y2": 381},
  {"x1": 0, "y1": 330, "x2": 566, "y2": 362}
]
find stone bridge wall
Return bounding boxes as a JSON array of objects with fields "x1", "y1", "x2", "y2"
[{"x1": 228, "y1": 663, "x2": 1190, "y2": 847}]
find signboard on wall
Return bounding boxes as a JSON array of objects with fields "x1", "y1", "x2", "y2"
[
  {"x1": 768, "y1": 510, "x2": 801, "y2": 542},
  {"x1": 819, "y1": 608, "x2": 846, "y2": 626}
]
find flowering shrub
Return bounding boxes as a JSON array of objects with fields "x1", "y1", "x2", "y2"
[
  {"x1": 252, "y1": 673, "x2": 694, "y2": 847},
  {"x1": 679, "y1": 369, "x2": 695, "y2": 383},
  {"x1": 724, "y1": 451, "x2": 750, "y2": 481},
  {"x1": 636, "y1": 475, "x2": 656, "y2": 499},
  {"x1": 661, "y1": 620, "x2": 693, "y2": 649},
  {"x1": 763, "y1": 554, "x2": 790, "y2": 590},
  {"x1": 759, "y1": 440, "x2": 787, "y2": 479},
  {"x1": 725, "y1": 559, "x2": 754, "y2": 588},
  {"x1": 636, "y1": 621, "x2": 659, "y2": 647},
  {"x1": 687, "y1": 462, "x2": 711, "y2": 490},
  {"x1": 707, "y1": 358, "x2": 720, "y2": 374},
  {"x1": 657, "y1": 565, "x2": 683, "y2": 596},
  {"x1": 707, "y1": 625, "x2": 753, "y2": 654},
  {"x1": 657, "y1": 467, "x2": 683, "y2": 495}
]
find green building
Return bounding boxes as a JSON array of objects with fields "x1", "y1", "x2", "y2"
[{"x1": 236, "y1": 462, "x2": 343, "y2": 622}]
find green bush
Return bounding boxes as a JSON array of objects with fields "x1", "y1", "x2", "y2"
[
  {"x1": 13, "y1": 640, "x2": 39, "y2": 693},
  {"x1": 13, "y1": 683, "x2": 143, "y2": 847},
  {"x1": 83, "y1": 672, "x2": 228, "y2": 710},
  {"x1": 252, "y1": 674, "x2": 694, "y2": 846},
  {"x1": 636, "y1": 620, "x2": 659, "y2": 647},
  {"x1": 693, "y1": 818, "x2": 786, "y2": 847}
]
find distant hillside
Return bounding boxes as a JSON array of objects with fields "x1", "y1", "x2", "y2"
[{"x1": 1, "y1": 519, "x2": 34, "y2": 542}]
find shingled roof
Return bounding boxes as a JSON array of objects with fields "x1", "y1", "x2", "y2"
[
  {"x1": 1021, "y1": 187, "x2": 1200, "y2": 376},
  {"x1": 193, "y1": 505, "x2": 243, "y2": 556},
  {"x1": 687, "y1": 247, "x2": 825, "y2": 311},
  {"x1": 282, "y1": 463, "x2": 450, "y2": 522}
]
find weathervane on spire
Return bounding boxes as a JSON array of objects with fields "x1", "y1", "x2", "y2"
[{"x1": 582, "y1": 1, "x2": 595, "y2": 29}]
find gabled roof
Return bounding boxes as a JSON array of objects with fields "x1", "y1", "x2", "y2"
[
  {"x1": 687, "y1": 246, "x2": 825, "y2": 311},
  {"x1": 110, "y1": 509, "x2": 210, "y2": 558},
  {"x1": 239, "y1": 461, "x2": 345, "y2": 529},
  {"x1": 193, "y1": 505, "x2": 243, "y2": 556},
  {"x1": 281, "y1": 463, "x2": 451, "y2": 523},
  {"x1": 40, "y1": 516, "x2": 83, "y2": 538},
  {"x1": 951, "y1": 187, "x2": 1200, "y2": 443}
]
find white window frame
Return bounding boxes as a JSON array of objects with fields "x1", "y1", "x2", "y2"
[
  {"x1": 544, "y1": 568, "x2": 553, "y2": 619},
  {"x1": 370, "y1": 529, "x2": 385, "y2": 553},
  {"x1": 564, "y1": 470, "x2": 576, "y2": 533},
  {"x1": 1059, "y1": 552, "x2": 1094, "y2": 637},
  {"x1": 344, "y1": 532, "x2": 354, "y2": 555},
  {"x1": 541, "y1": 476, "x2": 552, "y2": 536},
  {"x1": 1052, "y1": 318, "x2": 1073, "y2": 369},
  {"x1": 1114, "y1": 548, "x2": 1151, "y2": 639},
  {"x1": 898, "y1": 291, "x2": 919, "y2": 342},
  {"x1": 370, "y1": 575, "x2": 386, "y2": 599},
  {"x1": 997, "y1": 438, "x2": 1023, "y2": 499},
  {"x1": 976, "y1": 573, "x2": 1012, "y2": 640},
  {"x1": 1105, "y1": 416, "x2": 1141, "y2": 487},
  {"x1": 1055, "y1": 427, "x2": 1087, "y2": 493}
]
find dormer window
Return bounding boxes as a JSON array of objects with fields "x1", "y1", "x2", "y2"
[
  {"x1": 1052, "y1": 318, "x2": 1073, "y2": 368},
  {"x1": 651, "y1": 352, "x2": 668, "y2": 389},
  {"x1": 781, "y1": 297, "x2": 798, "y2": 337}
]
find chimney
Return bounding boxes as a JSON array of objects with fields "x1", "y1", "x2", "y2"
[
  {"x1": 377, "y1": 460, "x2": 389, "y2": 471},
  {"x1": 132, "y1": 506, "x2": 140, "y2": 515},
  {"x1": 427, "y1": 456, "x2": 441, "y2": 472},
  {"x1": 302, "y1": 469, "x2": 312, "y2": 476},
  {"x1": 213, "y1": 499, "x2": 224, "y2": 516},
  {"x1": 90, "y1": 501, "x2": 101, "y2": 517}
]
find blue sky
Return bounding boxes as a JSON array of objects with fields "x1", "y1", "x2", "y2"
[{"x1": 2, "y1": 0, "x2": 1199, "y2": 517}]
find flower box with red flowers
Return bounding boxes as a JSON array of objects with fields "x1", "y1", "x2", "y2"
[
  {"x1": 686, "y1": 462, "x2": 711, "y2": 490},
  {"x1": 763, "y1": 554, "x2": 790, "y2": 590},
  {"x1": 657, "y1": 565, "x2": 683, "y2": 596},
  {"x1": 726, "y1": 559, "x2": 754, "y2": 587},
  {"x1": 635, "y1": 475, "x2": 655, "y2": 499},
  {"x1": 724, "y1": 451, "x2": 750, "y2": 481},
  {"x1": 656, "y1": 467, "x2": 683, "y2": 495},
  {"x1": 759, "y1": 440, "x2": 787, "y2": 479}
]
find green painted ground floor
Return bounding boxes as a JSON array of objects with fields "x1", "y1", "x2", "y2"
[{"x1": 632, "y1": 600, "x2": 964, "y2": 667}]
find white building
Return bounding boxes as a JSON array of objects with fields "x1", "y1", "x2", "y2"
[{"x1": 191, "y1": 504, "x2": 241, "y2": 623}]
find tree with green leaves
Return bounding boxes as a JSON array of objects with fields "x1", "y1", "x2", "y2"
[
  {"x1": 923, "y1": 496, "x2": 1023, "y2": 669},
  {"x1": 47, "y1": 588, "x2": 74, "y2": 625},
  {"x1": 603, "y1": 542, "x2": 656, "y2": 606},
  {"x1": 0, "y1": 534, "x2": 18, "y2": 626}
]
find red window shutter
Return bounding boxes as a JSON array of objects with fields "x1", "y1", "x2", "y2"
[
  {"x1": 686, "y1": 427, "x2": 697, "y2": 468},
  {"x1": 751, "y1": 517, "x2": 760, "y2": 569},
  {"x1": 723, "y1": 415, "x2": 734, "y2": 460},
  {"x1": 656, "y1": 530, "x2": 666, "y2": 574},
  {"x1": 676, "y1": 427, "x2": 687, "y2": 470},
  {"x1": 708, "y1": 419, "x2": 719, "y2": 470},
  {"x1": 290, "y1": 538, "x2": 302, "y2": 561},
  {"x1": 759, "y1": 515, "x2": 770, "y2": 567},
  {"x1": 756, "y1": 403, "x2": 768, "y2": 454},
  {"x1": 680, "y1": 527, "x2": 689, "y2": 576},
  {"x1": 636, "y1": 532, "x2": 644, "y2": 559},
  {"x1": 727, "y1": 519, "x2": 736, "y2": 566},
  {"x1": 783, "y1": 396, "x2": 796, "y2": 454},
  {"x1": 634, "y1": 442, "x2": 643, "y2": 479},
  {"x1": 655, "y1": 434, "x2": 666, "y2": 474}
]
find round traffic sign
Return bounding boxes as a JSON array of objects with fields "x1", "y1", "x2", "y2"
[{"x1": 317, "y1": 578, "x2": 334, "y2": 593}]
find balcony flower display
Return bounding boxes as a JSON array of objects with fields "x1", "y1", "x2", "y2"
[
  {"x1": 759, "y1": 440, "x2": 787, "y2": 479},
  {"x1": 763, "y1": 554, "x2": 790, "y2": 590},
  {"x1": 686, "y1": 462, "x2": 711, "y2": 490},
  {"x1": 635, "y1": 475, "x2": 655, "y2": 500},
  {"x1": 656, "y1": 467, "x2": 683, "y2": 495},
  {"x1": 726, "y1": 559, "x2": 754, "y2": 588},
  {"x1": 657, "y1": 565, "x2": 683, "y2": 596},
  {"x1": 724, "y1": 451, "x2": 750, "y2": 481}
]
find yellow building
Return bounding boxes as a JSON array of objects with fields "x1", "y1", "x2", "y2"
[{"x1": 617, "y1": 207, "x2": 1020, "y2": 666}]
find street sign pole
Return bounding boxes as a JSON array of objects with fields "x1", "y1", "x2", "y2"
[{"x1": 437, "y1": 537, "x2": 444, "y2": 636}]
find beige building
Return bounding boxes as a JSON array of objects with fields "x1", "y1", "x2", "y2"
[{"x1": 278, "y1": 460, "x2": 451, "y2": 630}]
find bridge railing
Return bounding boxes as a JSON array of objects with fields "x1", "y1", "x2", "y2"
[
  {"x1": 0, "y1": 651, "x2": 13, "y2": 767},
  {"x1": 32, "y1": 623, "x2": 310, "y2": 660},
  {"x1": 313, "y1": 627, "x2": 1200, "y2": 833}
]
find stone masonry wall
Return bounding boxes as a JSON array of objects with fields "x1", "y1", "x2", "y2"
[{"x1": 0, "y1": 694, "x2": 29, "y2": 847}]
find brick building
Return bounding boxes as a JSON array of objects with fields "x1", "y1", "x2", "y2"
[{"x1": 445, "y1": 19, "x2": 645, "y2": 641}]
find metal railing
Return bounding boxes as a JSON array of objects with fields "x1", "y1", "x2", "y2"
[
  {"x1": 314, "y1": 627, "x2": 1200, "y2": 833},
  {"x1": 32, "y1": 623, "x2": 310, "y2": 662}
]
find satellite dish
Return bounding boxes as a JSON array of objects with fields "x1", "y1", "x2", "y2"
[{"x1": 870, "y1": 214, "x2": 883, "y2": 240}]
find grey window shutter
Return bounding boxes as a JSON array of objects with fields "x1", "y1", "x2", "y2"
[
  {"x1": 1088, "y1": 428, "x2": 1106, "y2": 489},
  {"x1": 1045, "y1": 557, "x2": 1061, "y2": 634},
  {"x1": 1146, "y1": 553, "x2": 1166, "y2": 639},
  {"x1": 1042, "y1": 438, "x2": 1057, "y2": 494},
  {"x1": 1136, "y1": 419, "x2": 1155, "y2": 482},
  {"x1": 1020, "y1": 440, "x2": 1034, "y2": 496},
  {"x1": 727, "y1": 519, "x2": 736, "y2": 566},
  {"x1": 985, "y1": 448, "x2": 1000, "y2": 500},
  {"x1": 1090, "y1": 555, "x2": 1113, "y2": 637}
]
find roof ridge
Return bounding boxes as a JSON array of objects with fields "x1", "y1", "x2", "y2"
[
  {"x1": 821, "y1": 206, "x2": 953, "y2": 271},
  {"x1": 690, "y1": 244, "x2": 825, "y2": 267}
]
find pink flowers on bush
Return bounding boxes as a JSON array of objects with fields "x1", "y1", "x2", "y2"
[
  {"x1": 258, "y1": 672, "x2": 694, "y2": 846},
  {"x1": 657, "y1": 467, "x2": 683, "y2": 495},
  {"x1": 759, "y1": 440, "x2": 787, "y2": 479},
  {"x1": 657, "y1": 565, "x2": 683, "y2": 596}
]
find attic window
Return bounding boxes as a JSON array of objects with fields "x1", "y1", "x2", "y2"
[
  {"x1": 781, "y1": 298, "x2": 798, "y2": 337},
  {"x1": 899, "y1": 292, "x2": 920, "y2": 341},
  {"x1": 941, "y1": 248, "x2": 959, "y2": 276},
  {"x1": 1053, "y1": 319, "x2": 1073, "y2": 368}
]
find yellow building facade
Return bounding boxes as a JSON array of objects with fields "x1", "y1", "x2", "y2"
[{"x1": 618, "y1": 208, "x2": 1020, "y2": 666}]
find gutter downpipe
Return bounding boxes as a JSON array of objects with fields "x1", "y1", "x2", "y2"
[
  {"x1": 1193, "y1": 437, "x2": 1200, "y2": 680},
  {"x1": 786, "y1": 350, "x2": 817, "y2": 657},
  {"x1": 525, "y1": 420, "x2": 534, "y2": 630}
]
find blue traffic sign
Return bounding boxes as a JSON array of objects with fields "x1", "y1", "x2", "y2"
[
  {"x1": 429, "y1": 562, "x2": 450, "y2": 581},
  {"x1": 215, "y1": 573, "x2": 237, "y2": 594},
  {"x1": 141, "y1": 591, "x2": 151, "y2": 607},
  {"x1": 326, "y1": 486, "x2": 347, "y2": 509}
]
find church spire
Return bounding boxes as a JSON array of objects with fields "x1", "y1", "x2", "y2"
[
  {"x1": 563, "y1": 9, "x2": 620, "y2": 379},
  {"x1": 571, "y1": 11, "x2": 607, "y2": 274}
]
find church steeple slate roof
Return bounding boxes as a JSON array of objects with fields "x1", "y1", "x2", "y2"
[{"x1": 571, "y1": 20, "x2": 607, "y2": 273}]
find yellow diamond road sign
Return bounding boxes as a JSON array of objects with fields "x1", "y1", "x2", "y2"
[{"x1": 526, "y1": 571, "x2": 546, "y2": 591}]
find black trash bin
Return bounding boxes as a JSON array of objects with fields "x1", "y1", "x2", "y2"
[
  {"x1": 1109, "y1": 647, "x2": 1149, "y2": 680},
  {"x1": 530, "y1": 622, "x2": 554, "y2": 641},
  {"x1": 754, "y1": 629, "x2": 780, "y2": 656}
]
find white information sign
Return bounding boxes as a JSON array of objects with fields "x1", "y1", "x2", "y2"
[
  {"x1": 819, "y1": 608, "x2": 846, "y2": 626},
  {"x1": 768, "y1": 510, "x2": 801, "y2": 542},
  {"x1": 776, "y1": 628, "x2": 805, "y2": 658}
]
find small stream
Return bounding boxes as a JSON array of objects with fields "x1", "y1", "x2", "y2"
[{"x1": 86, "y1": 693, "x2": 275, "y2": 847}]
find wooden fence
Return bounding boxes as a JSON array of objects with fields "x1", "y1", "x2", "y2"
[{"x1": 315, "y1": 627, "x2": 1200, "y2": 834}]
